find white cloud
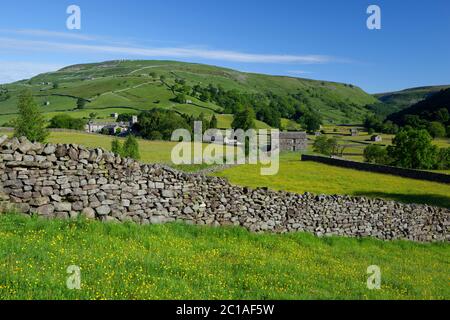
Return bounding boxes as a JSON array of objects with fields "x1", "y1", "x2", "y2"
[
  {"x1": 0, "y1": 62, "x2": 63, "y2": 84},
  {"x1": 0, "y1": 37, "x2": 332, "y2": 64}
]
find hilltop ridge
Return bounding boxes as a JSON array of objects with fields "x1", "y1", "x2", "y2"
[{"x1": 0, "y1": 60, "x2": 377, "y2": 126}]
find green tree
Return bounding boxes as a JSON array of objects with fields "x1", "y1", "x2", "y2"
[
  {"x1": 382, "y1": 120, "x2": 399, "y2": 134},
  {"x1": 49, "y1": 114, "x2": 86, "y2": 130},
  {"x1": 173, "y1": 93, "x2": 186, "y2": 104},
  {"x1": 122, "y1": 135, "x2": 140, "y2": 160},
  {"x1": 301, "y1": 112, "x2": 322, "y2": 132},
  {"x1": 135, "y1": 109, "x2": 191, "y2": 140},
  {"x1": 313, "y1": 136, "x2": 332, "y2": 156},
  {"x1": 89, "y1": 112, "x2": 98, "y2": 121},
  {"x1": 232, "y1": 106, "x2": 255, "y2": 131},
  {"x1": 387, "y1": 128, "x2": 438, "y2": 169},
  {"x1": 364, "y1": 145, "x2": 390, "y2": 165},
  {"x1": 427, "y1": 121, "x2": 446, "y2": 138},
  {"x1": 435, "y1": 108, "x2": 449, "y2": 123},
  {"x1": 76, "y1": 98, "x2": 86, "y2": 109},
  {"x1": 436, "y1": 148, "x2": 450, "y2": 170},
  {"x1": 312, "y1": 136, "x2": 345, "y2": 157},
  {"x1": 197, "y1": 112, "x2": 210, "y2": 132},
  {"x1": 363, "y1": 114, "x2": 383, "y2": 132},
  {"x1": 199, "y1": 91, "x2": 211, "y2": 102},
  {"x1": 111, "y1": 138, "x2": 123, "y2": 156},
  {"x1": 210, "y1": 114, "x2": 218, "y2": 129},
  {"x1": 403, "y1": 115, "x2": 425, "y2": 128},
  {"x1": 14, "y1": 90, "x2": 49, "y2": 142}
]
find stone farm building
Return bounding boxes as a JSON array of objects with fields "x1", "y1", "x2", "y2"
[
  {"x1": 203, "y1": 130, "x2": 307, "y2": 152},
  {"x1": 85, "y1": 116, "x2": 138, "y2": 134},
  {"x1": 277, "y1": 132, "x2": 308, "y2": 152}
]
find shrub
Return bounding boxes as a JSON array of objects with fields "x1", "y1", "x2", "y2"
[
  {"x1": 111, "y1": 136, "x2": 140, "y2": 160},
  {"x1": 123, "y1": 135, "x2": 140, "y2": 160},
  {"x1": 111, "y1": 138, "x2": 123, "y2": 156}
]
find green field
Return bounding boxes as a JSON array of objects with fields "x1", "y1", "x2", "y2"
[
  {"x1": 214, "y1": 153, "x2": 450, "y2": 208},
  {"x1": 0, "y1": 214, "x2": 448, "y2": 300}
]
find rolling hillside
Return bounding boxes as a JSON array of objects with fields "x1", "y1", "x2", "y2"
[
  {"x1": 387, "y1": 88, "x2": 450, "y2": 126},
  {"x1": 372, "y1": 85, "x2": 450, "y2": 117},
  {"x1": 0, "y1": 60, "x2": 377, "y2": 126}
]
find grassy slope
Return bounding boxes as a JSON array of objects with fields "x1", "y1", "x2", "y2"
[
  {"x1": 214, "y1": 153, "x2": 450, "y2": 208},
  {"x1": 386, "y1": 88, "x2": 450, "y2": 125},
  {"x1": 0, "y1": 214, "x2": 448, "y2": 300},
  {"x1": 0, "y1": 60, "x2": 377, "y2": 125}
]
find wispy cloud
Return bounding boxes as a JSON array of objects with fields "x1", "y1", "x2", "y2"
[
  {"x1": 0, "y1": 29, "x2": 96, "y2": 41},
  {"x1": 0, "y1": 29, "x2": 339, "y2": 83},
  {"x1": 0, "y1": 29, "x2": 334, "y2": 64},
  {"x1": 0, "y1": 61, "x2": 63, "y2": 84}
]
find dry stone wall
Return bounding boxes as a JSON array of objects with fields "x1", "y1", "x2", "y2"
[{"x1": 0, "y1": 136, "x2": 448, "y2": 242}]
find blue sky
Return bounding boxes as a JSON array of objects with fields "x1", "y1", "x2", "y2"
[{"x1": 0, "y1": 0, "x2": 449, "y2": 93}]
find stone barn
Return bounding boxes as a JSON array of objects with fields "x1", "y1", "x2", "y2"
[
  {"x1": 371, "y1": 135, "x2": 382, "y2": 142},
  {"x1": 277, "y1": 132, "x2": 308, "y2": 152}
]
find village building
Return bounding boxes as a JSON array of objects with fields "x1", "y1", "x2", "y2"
[
  {"x1": 85, "y1": 115, "x2": 138, "y2": 135},
  {"x1": 85, "y1": 122, "x2": 128, "y2": 134}
]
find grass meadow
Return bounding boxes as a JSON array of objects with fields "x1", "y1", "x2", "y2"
[
  {"x1": 0, "y1": 214, "x2": 448, "y2": 300},
  {"x1": 214, "y1": 153, "x2": 450, "y2": 208}
]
